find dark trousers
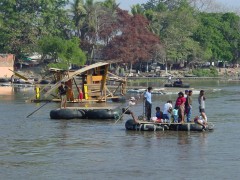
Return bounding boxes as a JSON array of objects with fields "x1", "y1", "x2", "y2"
[{"x1": 145, "y1": 101, "x2": 152, "y2": 121}]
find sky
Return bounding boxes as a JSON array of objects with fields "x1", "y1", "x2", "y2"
[{"x1": 116, "y1": 0, "x2": 240, "y2": 11}]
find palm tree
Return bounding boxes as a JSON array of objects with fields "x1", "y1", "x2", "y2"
[
  {"x1": 71, "y1": 0, "x2": 87, "y2": 38},
  {"x1": 71, "y1": 0, "x2": 119, "y2": 63}
]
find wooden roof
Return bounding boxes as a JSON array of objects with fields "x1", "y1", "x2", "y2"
[{"x1": 44, "y1": 62, "x2": 109, "y2": 98}]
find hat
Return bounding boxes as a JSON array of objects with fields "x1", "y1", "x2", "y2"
[
  {"x1": 130, "y1": 97, "x2": 136, "y2": 101},
  {"x1": 185, "y1": 89, "x2": 189, "y2": 92}
]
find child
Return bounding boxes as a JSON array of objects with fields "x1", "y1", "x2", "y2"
[
  {"x1": 151, "y1": 107, "x2": 163, "y2": 123},
  {"x1": 78, "y1": 87, "x2": 83, "y2": 103},
  {"x1": 172, "y1": 107, "x2": 178, "y2": 123}
]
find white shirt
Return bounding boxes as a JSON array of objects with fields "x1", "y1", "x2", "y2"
[
  {"x1": 163, "y1": 103, "x2": 172, "y2": 115},
  {"x1": 144, "y1": 91, "x2": 152, "y2": 104}
]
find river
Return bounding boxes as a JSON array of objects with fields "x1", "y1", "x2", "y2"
[{"x1": 0, "y1": 80, "x2": 240, "y2": 179}]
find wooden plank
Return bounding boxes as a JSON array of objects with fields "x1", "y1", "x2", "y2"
[
  {"x1": 92, "y1": 75, "x2": 102, "y2": 82},
  {"x1": 137, "y1": 121, "x2": 195, "y2": 125},
  {"x1": 85, "y1": 84, "x2": 101, "y2": 87},
  {"x1": 66, "y1": 106, "x2": 119, "y2": 110},
  {"x1": 9, "y1": 69, "x2": 29, "y2": 81},
  {"x1": 87, "y1": 92, "x2": 101, "y2": 96}
]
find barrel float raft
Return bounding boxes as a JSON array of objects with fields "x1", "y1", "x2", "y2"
[
  {"x1": 50, "y1": 107, "x2": 121, "y2": 120},
  {"x1": 125, "y1": 119, "x2": 214, "y2": 132}
]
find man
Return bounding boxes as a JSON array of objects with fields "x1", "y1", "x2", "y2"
[
  {"x1": 194, "y1": 116, "x2": 207, "y2": 129},
  {"x1": 185, "y1": 90, "x2": 193, "y2": 122},
  {"x1": 144, "y1": 87, "x2": 152, "y2": 121},
  {"x1": 184, "y1": 89, "x2": 189, "y2": 98},
  {"x1": 163, "y1": 100, "x2": 173, "y2": 122},
  {"x1": 58, "y1": 81, "x2": 69, "y2": 108}
]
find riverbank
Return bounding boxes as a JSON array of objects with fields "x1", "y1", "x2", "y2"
[{"x1": 14, "y1": 66, "x2": 240, "y2": 82}]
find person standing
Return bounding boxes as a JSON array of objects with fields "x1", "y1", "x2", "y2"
[
  {"x1": 78, "y1": 87, "x2": 83, "y2": 103},
  {"x1": 144, "y1": 87, "x2": 152, "y2": 121},
  {"x1": 184, "y1": 90, "x2": 189, "y2": 98},
  {"x1": 163, "y1": 100, "x2": 173, "y2": 122},
  {"x1": 175, "y1": 91, "x2": 186, "y2": 123},
  {"x1": 198, "y1": 90, "x2": 207, "y2": 121},
  {"x1": 185, "y1": 90, "x2": 193, "y2": 122},
  {"x1": 172, "y1": 107, "x2": 179, "y2": 123},
  {"x1": 168, "y1": 75, "x2": 172, "y2": 83},
  {"x1": 58, "y1": 81, "x2": 69, "y2": 108}
]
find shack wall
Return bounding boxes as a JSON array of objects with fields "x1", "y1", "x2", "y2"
[{"x1": 0, "y1": 54, "x2": 15, "y2": 78}]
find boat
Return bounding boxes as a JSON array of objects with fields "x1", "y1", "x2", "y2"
[
  {"x1": 41, "y1": 61, "x2": 127, "y2": 120},
  {"x1": 0, "y1": 78, "x2": 10, "y2": 82},
  {"x1": 125, "y1": 119, "x2": 214, "y2": 132},
  {"x1": 164, "y1": 82, "x2": 190, "y2": 88}
]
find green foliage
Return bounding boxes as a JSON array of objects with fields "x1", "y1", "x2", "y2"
[
  {"x1": 192, "y1": 67, "x2": 218, "y2": 77},
  {"x1": 38, "y1": 36, "x2": 86, "y2": 69},
  {"x1": 0, "y1": 0, "x2": 239, "y2": 68},
  {"x1": 139, "y1": 0, "x2": 205, "y2": 65},
  {"x1": 193, "y1": 12, "x2": 240, "y2": 63},
  {"x1": 0, "y1": 0, "x2": 71, "y2": 56}
]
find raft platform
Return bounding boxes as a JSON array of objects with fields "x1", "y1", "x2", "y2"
[
  {"x1": 50, "y1": 105, "x2": 121, "y2": 120},
  {"x1": 125, "y1": 119, "x2": 214, "y2": 132}
]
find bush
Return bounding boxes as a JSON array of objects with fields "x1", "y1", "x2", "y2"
[{"x1": 192, "y1": 67, "x2": 218, "y2": 77}]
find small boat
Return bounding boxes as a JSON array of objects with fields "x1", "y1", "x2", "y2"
[
  {"x1": 125, "y1": 119, "x2": 214, "y2": 132},
  {"x1": 0, "y1": 78, "x2": 10, "y2": 83},
  {"x1": 164, "y1": 82, "x2": 190, "y2": 88}
]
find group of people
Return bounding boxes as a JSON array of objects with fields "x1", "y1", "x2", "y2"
[
  {"x1": 58, "y1": 81, "x2": 84, "y2": 109},
  {"x1": 168, "y1": 75, "x2": 183, "y2": 86},
  {"x1": 129, "y1": 86, "x2": 208, "y2": 128}
]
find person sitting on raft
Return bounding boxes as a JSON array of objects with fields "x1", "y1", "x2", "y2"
[
  {"x1": 174, "y1": 78, "x2": 183, "y2": 86},
  {"x1": 151, "y1": 107, "x2": 163, "y2": 123},
  {"x1": 194, "y1": 116, "x2": 208, "y2": 129},
  {"x1": 122, "y1": 97, "x2": 139, "y2": 124}
]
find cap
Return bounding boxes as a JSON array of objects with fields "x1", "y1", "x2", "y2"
[{"x1": 185, "y1": 89, "x2": 189, "y2": 92}]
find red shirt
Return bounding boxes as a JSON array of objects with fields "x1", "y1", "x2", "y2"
[
  {"x1": 175, "y1": 97, "x2": 186, "y2": 106},
  {"x1": 78, "y1": 92, "x2": 83, "y2": 99}
]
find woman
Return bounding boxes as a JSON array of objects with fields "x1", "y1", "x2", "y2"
[
  {"x1": 198, "y1": 90, "x2": 207, "y2": 121},
  {"x1": 175, "y1": 92, "x2": 186, "y2": 123}
]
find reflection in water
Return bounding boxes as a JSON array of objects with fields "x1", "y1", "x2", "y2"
[
  {"x1": 0, "y1": 86, "x2": 14, "y2": 98},
  {"x1": 0, "y1": 86, "x2": 14, "y2": 96},
  {"x1": 57, "y1": 121, "x2": 70, "y2": 147}
]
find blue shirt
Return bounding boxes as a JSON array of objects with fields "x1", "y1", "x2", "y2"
[{"x1": 144, "y1": 91, "x2": 152, "y2": 104}]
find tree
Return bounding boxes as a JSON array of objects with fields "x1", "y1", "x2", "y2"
[
  {"x1": 71, "y1": 0, "x2": 119, "y2": 62},
  {"x1": 102, "y1": 9, "x2": 160, "y2": 64},
  {"x1": 38, "y1": 36, "x2": 86, "y2": 69},
  {"x1": 0, "y1": 0, "x2": 71, "y2": 58},
  {"x1": 193, "y1": 12, "x2": 240, "y2": 63},
  {"x1": 139, "y1": 0, "x2": 203, "y2": 70}
]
